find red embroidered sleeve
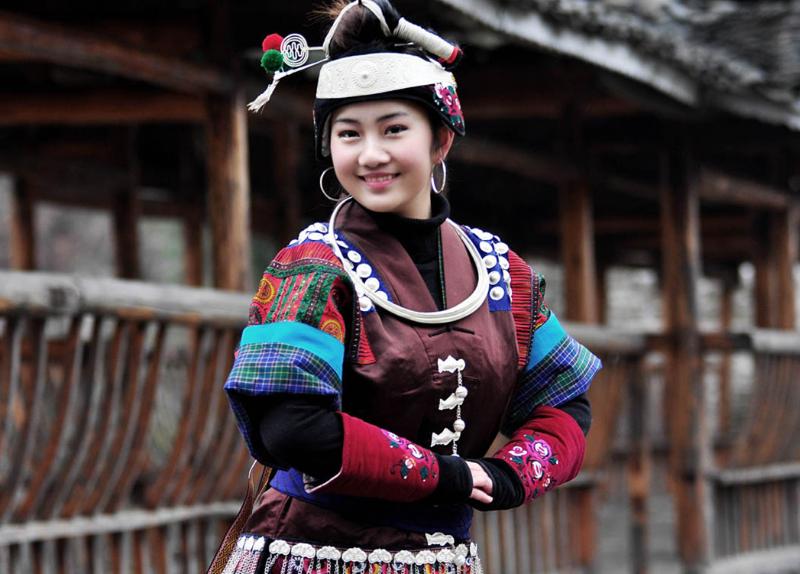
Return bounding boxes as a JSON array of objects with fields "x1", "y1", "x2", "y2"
[
  {"x1": 306, "y1": 413, "x2": 439, "y2": 502},
  {"x1": 491, "y1": 405, "x2": 585, "y2": 501}
]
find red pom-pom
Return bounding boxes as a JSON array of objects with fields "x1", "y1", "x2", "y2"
[{"x1": 261, "y1": 34, "x2": 283, "y2": 52}]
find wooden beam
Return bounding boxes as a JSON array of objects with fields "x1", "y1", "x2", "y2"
[
  {"x1": 8, "y1": 177, "x2": 35, "y2": 270},
  {"x1": 659, "y1": 140, "x2": 711, "y2": 569},
  {"x1": 0, "y1": 90, "x2": 205, "y2": 125},
  {"x1": 206, "y1": 90, "x2": 251, "y2": 291},
  {"x1": 0, "y1": 11, "x2": 231, "y2": 94},
  {"x1": 699, "y1": 167, "x2": 789, "y2": 210}
]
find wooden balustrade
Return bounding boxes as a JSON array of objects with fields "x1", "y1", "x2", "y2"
[
  {"x1": 0, "y1": 271, "x2": 250, "y2": 573},
  {"x1": 701, "y1": 330, "x2": 800, "y2": 573},
  {"x1": 0, "y1": 272, "x2": 654, "y2": 573}
]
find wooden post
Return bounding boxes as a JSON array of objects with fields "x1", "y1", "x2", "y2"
[
  {"x1": 273, "y1": 122, "x2": 302, "y2": 245},
  {"x1": 206, "y1": 89, "x2": 251, "y2": 291},
  {"x1": 659, "y1": 135, "x2": 710, "y2": 571},
  {"x1": 9, "y1": 177, "x2": 35, "y2": 270},
  {"x1": 753, "y1": 214, "x2": 777, "y2": 328},
  {"x1": 112, "y1": 131, "x2": 141, "y2": 280},
  {"x1": 559, "y1": 107, "x2": 599, "y2": 324},
  {"x1": 772, "y1": 205, "x2": 798, "y2": 330},
  {"x1": 560, "y1": 181, "x2": 599, "y2": 323},
  {"x1": 184, "y1": 206, "x2": 204, "y2": 287},
  {"x1": 558, "y1": 107, "x2": 599, "y2": 570}
]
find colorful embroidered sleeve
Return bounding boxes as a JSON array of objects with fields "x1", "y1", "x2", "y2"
[
  {"x1": 305, "y1": 413, "x2": 440, "y2": 502},
  {"x1": 492, "y1": 406, "x2": 585, "y2": 501},
  {"x1": 502, "y1": 263, "x2": 602, "y2": 436},
  {"x1": 224, "y1": 236, "x2": 351, "y2": 462}
]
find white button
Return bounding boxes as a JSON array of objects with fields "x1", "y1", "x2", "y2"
[
  {"x1": 313, "y1": 222, "x2": 327, "y2": 232},
  {"x1": 308, "y1": 232, "x2": 323, "y2": 241},
  {"x1": 364, "y1": 277, "x2": 380, "y2": 291},
  {"x1": 490, "y1": 286, "x2": 505, "y2": 300},
  {"x1": 488, "y1": 271, "x2": 501, "y2": 285},
  {"x1": 359, "y1": 296, "x2": 373, "y2": 312},
  {"x1": 503, "y1": 270, "x2": 511, "y2": 283},
  {"x1": 507, "y1": 287, "x2": 513, "y2": 299},
  {"x1": 356, "y1": 263, "x2": 372, "y2": 278},
  {"x1": 347, "y1": 251, "x2": 362, "y2": 263},
  {"x1": 337, "y1": 240, "x2": 348, "y2": 249},
  {"x1": 453, "y1": 419, "x2": 466, "y2": 432},
  {"x1": 455, "y1": 386, "x2": 468, "y2": 398},
  {"x1": 499, "y1": 256, "x2": 509, "y2": 270},
  {"x1": 376, "y1": 291, "x2": 389, "y2": 301},
  {"x1": 482, "y1": 255, "x2": 497, "y2": 268},
  {"x1": 344, "y1": 260, "x2": 354, "y2": 272},
  {"x1": 495, "y1": 242, "x2": 509, "y2": 255},
  {"x1": 299, "y1": 231, "x2": 309, "y2": 242},
  {"x1": 479, "y1": 241, "x2": 492, "y2": 253}
]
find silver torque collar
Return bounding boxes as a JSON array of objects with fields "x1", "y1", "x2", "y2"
[{"x1": 325, "y1": 197, "x2": 490, "y2": 324}]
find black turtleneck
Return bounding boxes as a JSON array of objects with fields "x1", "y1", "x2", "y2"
[
  {"x1": 361, "y1": 193, "x2": 450, "y2": 309},
  {"x1": 256, "y1": 194, "x2": 591, "y2": 509}
]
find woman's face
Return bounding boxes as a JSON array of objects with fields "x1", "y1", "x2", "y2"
[{"x1": 329, "y1": 99, "x2": 453, "y2": 219}]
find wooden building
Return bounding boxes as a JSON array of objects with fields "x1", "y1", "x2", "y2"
[{"x1": 2, "y1": 1, "x2": 800, "y2": 572}]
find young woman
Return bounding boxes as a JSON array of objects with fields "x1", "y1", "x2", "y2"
[{"x1": 223, "y1": 1, "x2": 600, "y2": 572}]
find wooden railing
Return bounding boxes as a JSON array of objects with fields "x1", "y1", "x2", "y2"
[
  {"x1": 471, "y1": 324, "x2": 649, "y2": 573},
  {"x1": 702, "y1": 330, "x2": 800, "y2": 573},
  {"x1": 0, "y1": 272, "x2": 653, "y2": 573},
  {"x1": 0, "y1": 271, "x2": 250, "y2": 573}
]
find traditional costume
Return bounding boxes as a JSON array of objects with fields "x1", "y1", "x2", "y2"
[{"x1": 222, "y1": 2, "x2": 601, "y2": 572}]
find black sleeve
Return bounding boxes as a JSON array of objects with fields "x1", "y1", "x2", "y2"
[
  {"x1": 257, "y1": 396, "x2": 343, "y2": 481},
  {"x1": 557, "y1": 392, "x2": 592, "y2": 435}
]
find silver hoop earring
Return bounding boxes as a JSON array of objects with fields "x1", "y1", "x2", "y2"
[
  {"x1": 431, "y1": 161, "x2": 447, "y2": 194},
  {"x1": 319, "y1": 167, "x2": 341, "y2": 202}
]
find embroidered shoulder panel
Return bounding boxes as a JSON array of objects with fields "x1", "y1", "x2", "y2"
[
  {"x1": 250, "y1": 221, "x2": 378, "y2": 365},
  {"x1": 461, "y1": 225, "x2": 512, "y2": 313}
]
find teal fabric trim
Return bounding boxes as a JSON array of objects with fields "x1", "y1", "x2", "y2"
[
  {"x1": 240, "y1": 321, "x2": 344, "y2": 379},
  {"x1": 528, "y1": 312, "x2": 567, "y2": 369}
]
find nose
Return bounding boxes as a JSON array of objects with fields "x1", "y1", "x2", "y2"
[{"x1": 358, "y1": 136, "x2": 390, "y2": 168}]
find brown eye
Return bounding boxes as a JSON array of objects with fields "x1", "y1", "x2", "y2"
[{"x1": 386, "y1": 125, "x2": 407, "y2": 135}]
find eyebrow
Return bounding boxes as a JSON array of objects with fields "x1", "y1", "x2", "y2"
[{"x1": 333, "y1": 111, "x2": 409, "y2": 125}]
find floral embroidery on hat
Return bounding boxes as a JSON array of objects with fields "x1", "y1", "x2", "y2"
[{"x1": 432, "y1": 83, "x2": 465, "y2": 133}]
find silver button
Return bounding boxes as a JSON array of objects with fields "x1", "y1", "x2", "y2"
[
  {"x1": 490, "y1": 286, "x2": 505, "y2": 300},
  {"x1": 483, "y1": 255, "x2": 497, "y2": 268},
  {"x1": 488, "y1": 271, "x2": 501, "y2": 285},
  {"x1": 356, "y1": 263, "x2": 372, "y2": 278}
]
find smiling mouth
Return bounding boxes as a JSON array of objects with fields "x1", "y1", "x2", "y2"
[{"x1": 359, "y1": 174, "x2": 398, "y2": 184}]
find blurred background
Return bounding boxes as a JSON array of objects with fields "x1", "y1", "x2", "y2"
[{"x1": 2, "y1": 1, "x2": 800, "y2": 572}]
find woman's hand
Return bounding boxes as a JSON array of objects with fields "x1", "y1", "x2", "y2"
[{"x1": 466, "y1": 461, "x2": 493, "y2": 504}]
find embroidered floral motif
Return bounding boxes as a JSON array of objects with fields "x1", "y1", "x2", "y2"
[
  {"x1": 382, "y1": 430, "x2": 438, "y2": 483},
  {"x1": 432, "y1": 83, "x2": 464, "y2": 133},
  {"x1": 497, "y1": 432, "x2": 558, "y2": 500}
]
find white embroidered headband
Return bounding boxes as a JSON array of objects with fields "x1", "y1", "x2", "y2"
[
  {"x1": 316, "y1": 53, "x2": 456, "y2": 99},
  {"x1": 248, "y1": 0, "x2": 462, "y2": 112}
]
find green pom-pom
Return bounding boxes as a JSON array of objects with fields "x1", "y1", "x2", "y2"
[{"x1": 260, "y1": 49, "x2": 283, "y2": 73}]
